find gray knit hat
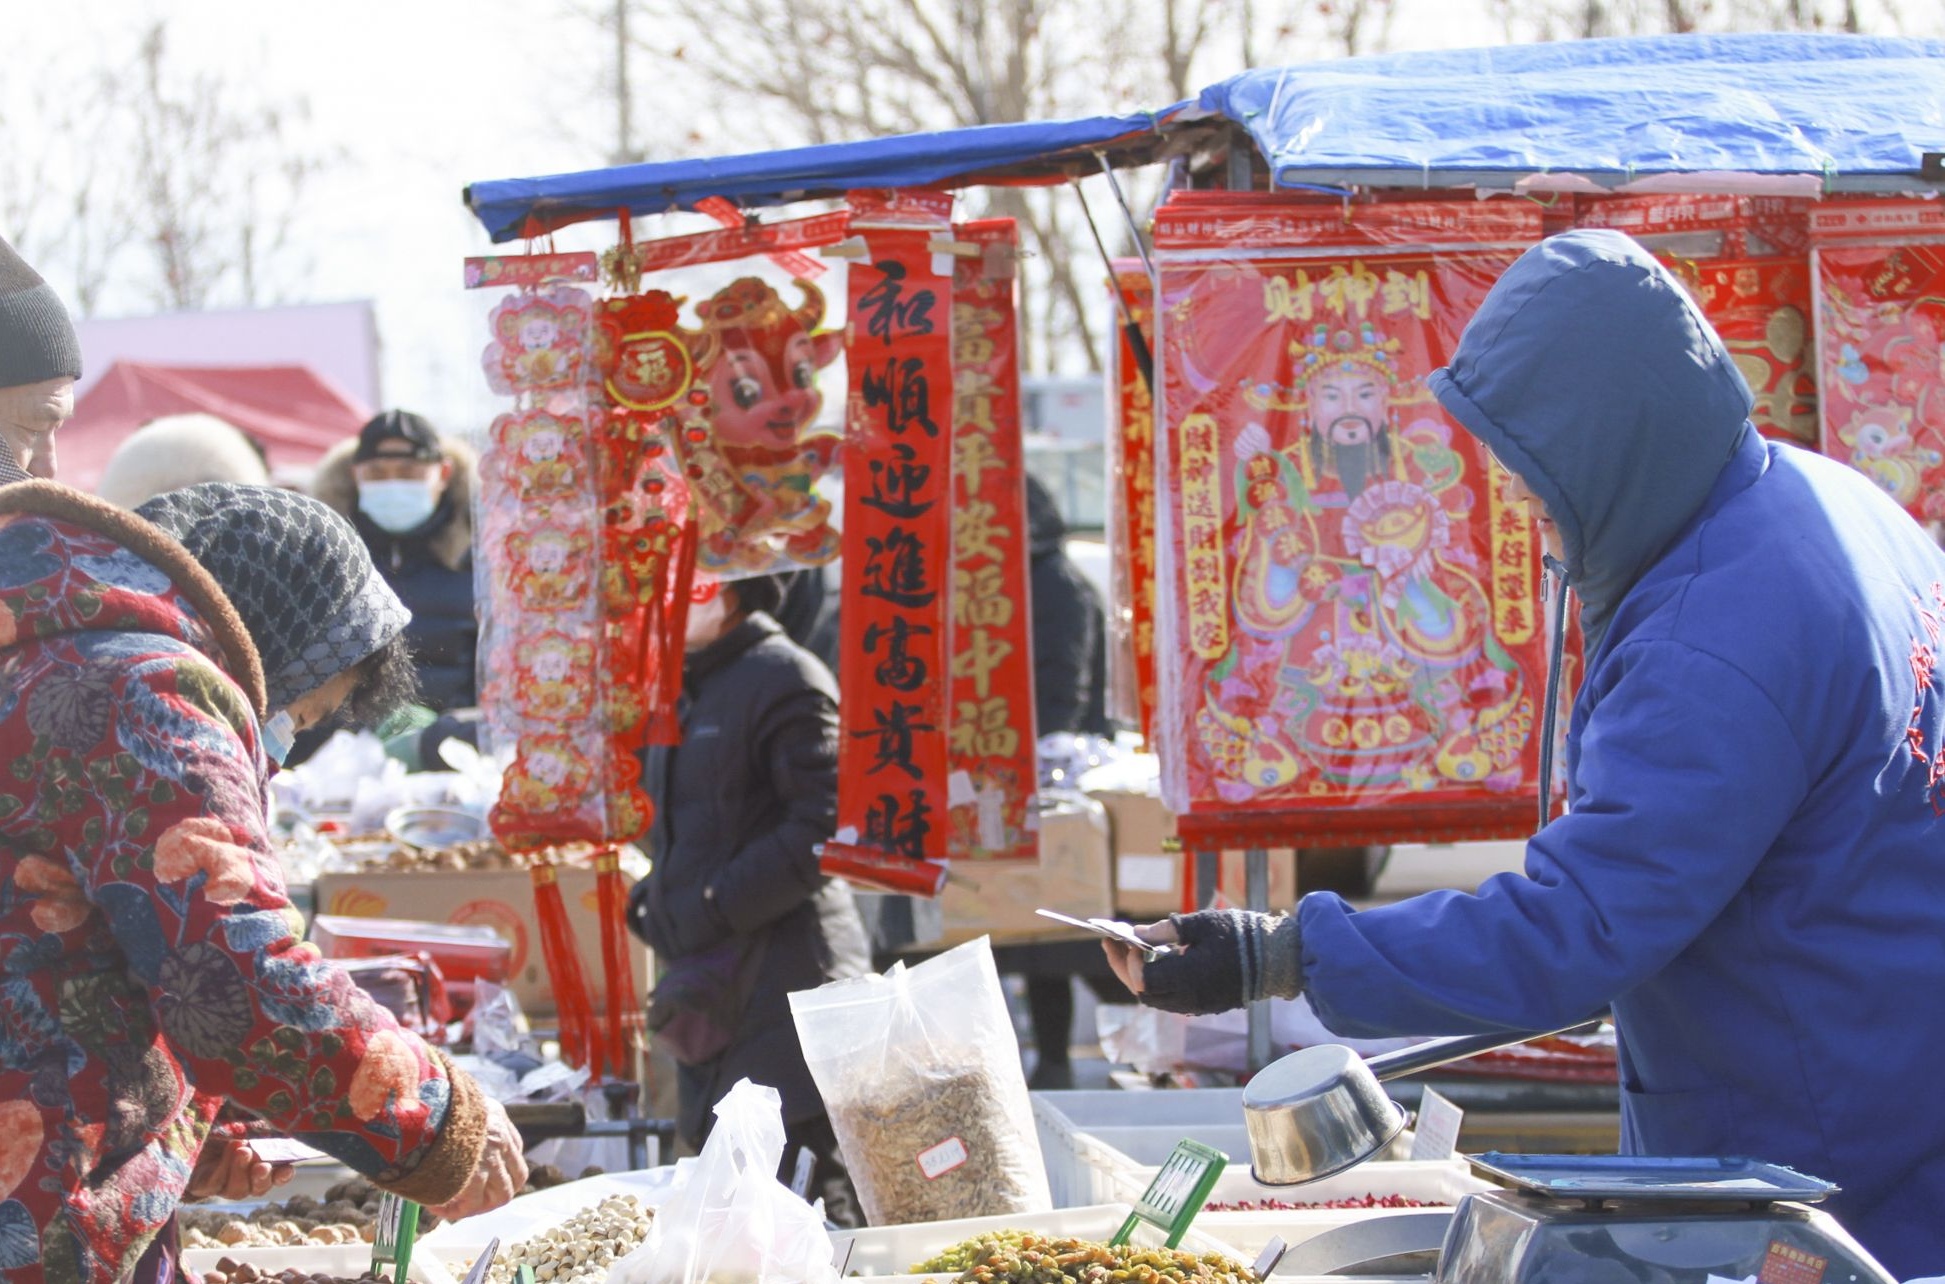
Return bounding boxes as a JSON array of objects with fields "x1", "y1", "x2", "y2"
[
  {"x1": 136, "y1": 482, "x2": 411, "y2": 710},
  {"x1": 0, "y1": 237, "x2": 81, "y2": 389}
]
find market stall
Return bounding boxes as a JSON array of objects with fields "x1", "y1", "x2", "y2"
[{"x1": 188, "y1": 29, "x2": 1942, "y2": 1284}]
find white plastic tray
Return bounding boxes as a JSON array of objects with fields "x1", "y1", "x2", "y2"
[
  {"x1": 1140, "y1": 1161, "x2": 1490, "y2": 1258},
  {"x1": 830, "y1": 1202, "x2": 1250, "y2": 1281}
]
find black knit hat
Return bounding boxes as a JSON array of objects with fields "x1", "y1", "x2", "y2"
[
  {"x1": 355, "y1": 409, "x2": 443, "y2": 463},
  {"x1": 136, "y1": 482, "x2": 411, "y2": 710},
  {"x1": 0, "y1": 237, "x2": 81, "y2": 389}
]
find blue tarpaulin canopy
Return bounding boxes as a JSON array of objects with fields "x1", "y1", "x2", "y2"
[
  {"x1": 463, "y1": 109, "x2": 1193, "y2": 243},
  {"x1": 465, "y1": 33, "x2": 1943, "y2": 242},
  {"x1": 1202, "y1": 32, "x2": 1945, "y2": 193}
]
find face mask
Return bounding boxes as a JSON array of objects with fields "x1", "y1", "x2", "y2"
[
  {"x1": 262, "y1": 709, "x2": 297, "y2": 767},
  {"x1": 357, "y1": 478, "x2": 439, "y2": 533}
]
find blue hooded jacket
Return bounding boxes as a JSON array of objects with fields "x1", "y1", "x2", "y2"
[{"x1": 1296, "y1": 231, "x2": 1945, "y2": 1277}]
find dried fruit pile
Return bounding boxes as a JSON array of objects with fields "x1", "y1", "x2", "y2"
[
  {"x1": 910, "y1": 1232, "x2": 1256, "y2": 1284},
  {"x1": 1204, "y1": 1194, "x2": 1442, "y2": 1211},
  {"x1": 478, "y1": 1194, "x2": 654, "y2": 1284}
]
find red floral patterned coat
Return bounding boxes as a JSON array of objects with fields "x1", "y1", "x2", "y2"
[{"x1": 0, "y1": 485, "x2": 486, "y2": 1283}]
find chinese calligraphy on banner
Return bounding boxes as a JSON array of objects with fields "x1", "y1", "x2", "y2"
[
  {"x1": 1810, "y1": 199, "x2": 1945, "y2": 526},
  {"x1": 948, "y1": 219, "x2": 1038, "y2": 861},
  {"x1": 1153, "y1": 195, "x2": 1554, "y2": 846},
  {"x1": 830, "y1": 201, "x2": 957, "y2": 892},
  {"x1": 1107, "y1": 262, "x2": 1159, "y2": 742},
  {"x1": 1576, "y1": 195, "x2": 1818, "y2": 445}
]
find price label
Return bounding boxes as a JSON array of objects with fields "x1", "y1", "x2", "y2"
[
  {"x1": 917, "y1": 1136, "x2": 969, "y2": 1180},
  {"x1": 1408, "y1": 1088, "x2": 1464, "y2": 1162}
]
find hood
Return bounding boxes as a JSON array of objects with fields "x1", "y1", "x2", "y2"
[
  {"x1": 312, "y1": 435, "x2": 477, "y2": 571},
  {"x1": 1429, "y1": 230, "x2": 1753, "y2": 655},
  {"x1": 1025, "y1": 472, "x2": 1066, "y2": 558},
  {"x1": 0, "y1": 481, "x2": 266, "y2": 715},
  {"x1": 137, "y1": 482, "x2": 408, "y2": 713}
]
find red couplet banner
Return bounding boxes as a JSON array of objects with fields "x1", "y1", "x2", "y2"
[
  {"x1": 1152, "y1": 195, "x2": 1555, "y2": 847},
  {"x1": 1810, "y1": 200, "x2": 1945, "y2": 528},
  {"x1": 832, "y1": 223, "x2": 957, "y2": 886},
  {"x1": 947, "y1": 219, "x2": 1039, "y2": 861},
  {"x1": 1108, "y1": 263, "x2": 1158, "y2": 742}
]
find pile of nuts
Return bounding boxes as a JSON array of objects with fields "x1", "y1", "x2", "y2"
[
  {"x1": 181, "y1": 1183, "x2": 393, "y2": 1250},
  {"x1": 478, "y1": 1194, "x2": 654, "y2": 1284},
  {"x1": 199, "y1": 1264, "x2": 388, "y2": 1284}
]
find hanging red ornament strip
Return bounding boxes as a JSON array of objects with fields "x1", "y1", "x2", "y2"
[
  {"x1": 694, "y1": 195, "x2": 830, "y2": 279},
  {"x1": 946, "y1": 218, "x2": 1038, "y2": 862},
  {"x1": 1810, "y1": 199, "x2": 1945, "y2": 527},
  {"x1": 594, "y1": 289, "x2": 700, "y2": 758},
  {"x1": 1108, "y1": 261, "x2": 1159, "y2": 743},
  {"x1": 827, "y1": 211, "x2": 955, "y2": 893},
  {"x1": 471, "y1": 262, "x2": 625, "y2": 1068}
]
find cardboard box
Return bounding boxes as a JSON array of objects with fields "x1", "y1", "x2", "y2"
[
  {"x1": 311, "y1": 867, "x2": 649, "y2": 1018},
  {"x1": 936, "y1": 794, "x2": 1113, "y2": 948},
  {"x1": 1088, "y1": 787, "x2": 1298, "y2": 918}
]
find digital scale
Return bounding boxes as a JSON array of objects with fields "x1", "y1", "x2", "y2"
[{"x1": 1272, "y1": 1154, "x2": 1894, "y2": 1282}]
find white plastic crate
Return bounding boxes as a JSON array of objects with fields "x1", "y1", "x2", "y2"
[
  {"x1": 829, "y1": 1202, "x2": 1251, "y2": 1281},
  {"x1": 1031, "y1": 1088, "x2": 1248, "y2": 1208}
]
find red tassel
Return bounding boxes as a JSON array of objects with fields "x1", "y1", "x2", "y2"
[
  {"x1": 645, "y1": 515, "x2": 700, "y2": 746},
  {"x1": 593, "y1": 846, "x2": 639, "y2": 1076},
  {"x1": 531, "y1": 857, "x2": 601, "y2": 1078}
]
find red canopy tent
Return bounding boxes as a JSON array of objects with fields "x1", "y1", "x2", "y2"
[{"x1": 63, "y1": 361, "x2": 372, "y2": 491}]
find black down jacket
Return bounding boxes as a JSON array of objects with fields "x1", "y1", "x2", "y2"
[
  {"x1": 628, "y1": 613, "x2": 871, "y2": 1145},
  {"x1": 1026, "y1": 474, "x2": 1110, "y2": 736}
]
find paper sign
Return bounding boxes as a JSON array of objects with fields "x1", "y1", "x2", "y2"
[
  {"x1": 247, "y1": 1138, "x2": 327, "y2": 1166},
  {"x1": 1408, "y1": 1087, "x2": 1464, "y2": 1161}
]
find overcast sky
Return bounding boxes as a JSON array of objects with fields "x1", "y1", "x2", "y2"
[{"x1": 7, "y1": 0, "x2": 1925, "y2": 435}]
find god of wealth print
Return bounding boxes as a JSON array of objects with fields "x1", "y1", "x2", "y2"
[{"x1": 1156, "y1": 229, "x2": 1552, "y2": 843}]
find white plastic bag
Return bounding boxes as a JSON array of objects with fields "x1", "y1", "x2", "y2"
[
  {"x1": 608, "y1": 1079, "x2": 835, "y2": 1284},
  {"x1": 789, "y1": 936, "x2": 1052, "y2": 1226}
]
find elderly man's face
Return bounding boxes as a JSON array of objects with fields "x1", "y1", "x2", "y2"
[{"x1": 0, "y1": 377, "x2": 75, "y2": 477}]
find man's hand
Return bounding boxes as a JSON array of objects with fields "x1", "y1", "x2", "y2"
[
  {"x1": 186, "y1": 1138, "x2": 295, "y2": 1202},
  {"x1": 1101, "y1": 921, "x2": 1179, "y2": 997},
  {"x1": 1102, "y1": 909, "x2": 1300, "y2": 1016},
  {"x1": 428, "y1": 1095, "x2": 528, "y2": 1223}
]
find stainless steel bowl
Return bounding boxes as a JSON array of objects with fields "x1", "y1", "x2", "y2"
[
  {"x1": 385, "y1": 805, "x2": 488, "y2": 851},
  {"x1": 1242, "y1": 1043, "x2": 1409, "y2": 1186}
]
